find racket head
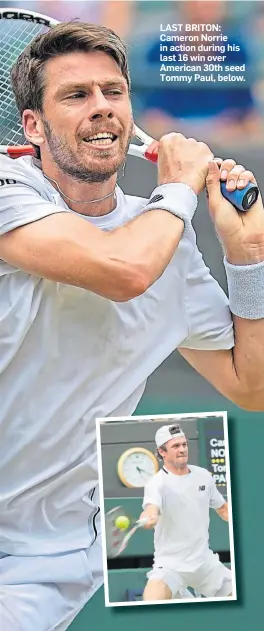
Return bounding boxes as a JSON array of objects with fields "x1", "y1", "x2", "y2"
[
  {"x1": 105, "y1": 506, "x2": 136, "y2": 559},
  {"x1": 130, "y1": 125, "x2": 158, "y2": 163},
  {"x1": 0, "y1": 9, "x2": 59, "y2": 147},
  {"x1": 133, "y1": 124, "x2": 154, "y2": 147}
]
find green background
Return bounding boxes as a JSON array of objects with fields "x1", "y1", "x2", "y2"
[{"x1": 70, "y1": 395, "x2": 264, "y2": 630}]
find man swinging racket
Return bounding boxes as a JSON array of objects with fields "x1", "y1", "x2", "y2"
[
  {"x1": 0, "y1": 18, "x2": 264, "y2": 631},
  {"x1": 141, "y1": 424, "x2": 231, "y2": 601}
]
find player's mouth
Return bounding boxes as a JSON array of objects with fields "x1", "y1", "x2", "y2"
[{"x1": 82, "y1": 132, "x2": 118, "y2": 147}]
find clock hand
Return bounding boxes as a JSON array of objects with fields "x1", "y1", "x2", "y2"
[{"x1": 136, "y1": 466, "x2": 150, "y2": 475}]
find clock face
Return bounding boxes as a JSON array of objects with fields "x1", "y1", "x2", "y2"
[{"x1": 117, "y1": 448, "x2": 159, "y2": 488}]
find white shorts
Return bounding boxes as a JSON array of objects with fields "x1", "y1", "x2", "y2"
[
  {"x1": 146, "y1": 551, "x2": 232, "y2": 599},
  {"x1": 0, "y1": 536, "x2": 103, "y2": 631}
]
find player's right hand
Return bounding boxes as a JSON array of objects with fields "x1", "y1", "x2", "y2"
[
  {"x1": 139, "y1": 511, "x2": 158, "y2": 529},
  {"x1": 157, "y1": 132, "x2": 214, "y2": 195}
]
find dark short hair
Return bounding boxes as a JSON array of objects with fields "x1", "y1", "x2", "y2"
[
  {"x1": 156, "y1": 444, "x2": 167, "y2": 461},
  {"x1": 10, "y1": 21, "x2": 130, "y2": 117}
]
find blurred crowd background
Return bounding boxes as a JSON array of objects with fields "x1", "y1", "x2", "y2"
[{"x1": 2, "y1": 0, "x2": 264, "y2": 149}]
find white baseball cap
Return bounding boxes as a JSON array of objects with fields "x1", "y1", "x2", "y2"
[{"x1": 155, "y1": 424, "x2": 186, "y2": 448}]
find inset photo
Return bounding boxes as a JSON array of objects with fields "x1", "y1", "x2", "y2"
[{"x1": 96, "y1": 412, "x2": 236, "y2": 607}]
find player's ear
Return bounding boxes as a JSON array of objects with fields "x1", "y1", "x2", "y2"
[
  {"x1": 156, "y1": 448, "x2": 163, "y2": 461},
  {"x1": 22, "y1": 110, "x2": 45, "y2": 148}
]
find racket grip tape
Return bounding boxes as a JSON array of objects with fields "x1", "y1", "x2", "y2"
[
  {"x1": 220, "y1": 181, "x2": 259, "y2": 211},
  {"x1": 144, "y1": 146, "x2": 259, "y2": 212}
]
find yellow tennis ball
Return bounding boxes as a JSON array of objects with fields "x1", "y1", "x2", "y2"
[{"x1": 115, "y1": 515, "x2": 130, "y2": 530}]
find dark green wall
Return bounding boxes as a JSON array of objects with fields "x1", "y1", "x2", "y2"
[{"x1": 100, "y1": 418, "x2": 199, "y2": 497}]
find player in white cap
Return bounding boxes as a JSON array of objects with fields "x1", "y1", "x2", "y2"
[{"x1": 141, "y1": 424, "x2": 231, "y2": 601}]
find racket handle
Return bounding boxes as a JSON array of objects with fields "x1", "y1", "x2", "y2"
[
  {"x1": 220, "y1": 182, "x2": 259, "y2": 211},
  {"x1": 6, "y1": 145, "x2": 35, "y2": 158},
  {"x1": 137, "y1": 517, "x2": 148, "y2": 527},
  {"x1": 144, "y1": 146, "x2": 259, "y2": 212}
]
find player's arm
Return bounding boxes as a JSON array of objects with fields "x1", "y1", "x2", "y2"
[
  {"x1": 139, "y1": 504, "x2": 160, "y2": 529},
  {"x1": 0, "y1": 205, "x2": 184, "y2": 302},
  {"x1": 179, "y1": 344, "x2": 264, "y2": 410},
  {"x1": 0, "y1": 135, "x2": 212, "y2": 302},
  {"x1": 179, "y1": 160, "x2": 264, "y2": 411},
  {"x1": 208, "y1": 474, "x2": 229, "y2": 522},
  {"x1": 141, "y1": 475, "x2": 162, "y2": 528},
  {"x1": 215, "y1": 502, "x2": 229, "y2": 522}
]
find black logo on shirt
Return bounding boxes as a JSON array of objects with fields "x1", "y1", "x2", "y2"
[
  {"x1": 147, "y1": 194, "x2": 164, "y2": 205},
  {"x1": 199, "y1": 485, "x2": 206, "y2": 491},
  {"x1": 0, "y1": 179, "x2": 17, "y2": 186}
]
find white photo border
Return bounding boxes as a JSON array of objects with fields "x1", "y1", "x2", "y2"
[{"x1": 96, "y1": 411, "x2": 237, "y2": 607}]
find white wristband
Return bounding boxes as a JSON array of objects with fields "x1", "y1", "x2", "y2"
[
  {"x1": 142, "y1": 183, "x2": 197, "y2": 234},
  {"x1": 224, "y1": 257, "x2": 264, "y2": 319}
]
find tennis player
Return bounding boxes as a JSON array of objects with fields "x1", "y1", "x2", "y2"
[
  {"x1": 0, "y1": 21, "x2": 263, "y2": 630},
  {"x1": 141, "y1": 424, "x2": 231, "y2": 601}
]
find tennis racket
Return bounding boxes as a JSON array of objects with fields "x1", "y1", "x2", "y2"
[
  {"x1": 105, "y1": 506, "x2": 147, "y2": 558},
  {"x1": 0, "y1": 7, "x2": 259, "y2": 211}
]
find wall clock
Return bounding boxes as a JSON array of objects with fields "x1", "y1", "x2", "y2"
[{"x1": 117, "y1": 447, "x2": 159, "y2": 488}]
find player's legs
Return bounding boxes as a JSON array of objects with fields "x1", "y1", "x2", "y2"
[
  {"x1": 0, "y1": 537, "x2": 103, "y2": 631},
  {"x1": 190, "y1": 552, "x2": 233, "y2": 598},
  {"x1": 53, "y1": 603, "x2": 86, "y2": 631},
  {"x1": 0, "y1": 585, "x2": 99, "y2": 631},
  {"x1": 143, "y1": 579, "x2": 172, "y2": 601},
  {"x1": 0, "y1": 583, "x2": 78, "y2": 631},
  {"x1": 53, "y1": 538, "x2": 104, "y2": 630},
  {"x1": 214, "y1": 580, "x2": 233, "y2": 597},
  {"x1": 178, "y1": 588, "x2": 195, "y2": 599},
  {"x1": 143, "y1": 567, "x2": 185, "y2": 601}
]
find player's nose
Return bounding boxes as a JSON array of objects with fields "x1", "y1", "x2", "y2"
[{"x1": 88, "y1": 87, "x2": 114, "y2": 121}]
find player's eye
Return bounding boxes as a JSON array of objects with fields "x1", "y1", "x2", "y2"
[
  {"x1": 66, "y1": 92, "x2": 86, "y2": 100},
  {"x1": 104, "y1": 89, "x2": 123, "y2": 96}
]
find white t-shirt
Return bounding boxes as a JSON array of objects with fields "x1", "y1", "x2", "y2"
[
  {"x1": 143, "y1": 465, "x2": 226, "y2": 571},
  {"x1": 0, "y1": 155, "x2": 233, "y2": 556}
]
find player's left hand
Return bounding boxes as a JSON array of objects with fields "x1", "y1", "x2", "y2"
[{"x1": 206, "y1": 159, "x2": 264, "y2": 265}]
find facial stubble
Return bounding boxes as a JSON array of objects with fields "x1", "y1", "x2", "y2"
[{"x1": 43, "y1": 118, "x2": 133, "y2": 183}]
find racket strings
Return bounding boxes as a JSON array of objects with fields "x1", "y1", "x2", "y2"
[
  {"x1": 0, "y1": 20, "x2": 47, "y2": 145},
  {"x1": 105, "y1": 507, "x2": 133, "y2": 558}
]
